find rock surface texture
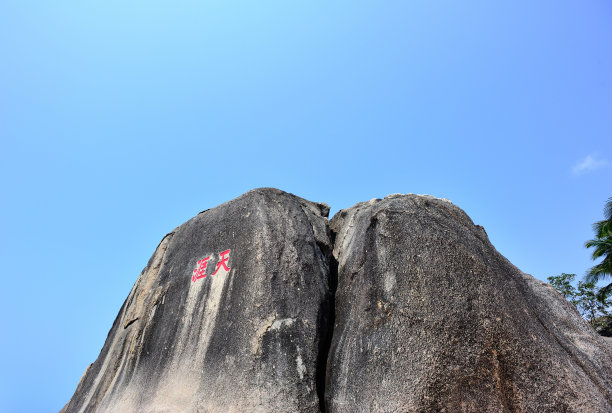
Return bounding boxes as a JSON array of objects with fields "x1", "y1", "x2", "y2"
[
  {"x1": 63, "y1": 189, "x2": 612, "y2": 412},
  {"x1": 62, "y1": 188, "x2": 333, "y2": 413},
  {"x1": 327, "y1": 195, "x2": 612, "y2": 412}
]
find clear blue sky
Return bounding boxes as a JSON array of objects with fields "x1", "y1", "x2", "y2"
[{"x1": 1, "y1": 1, "x2": 611, "y2": 411}]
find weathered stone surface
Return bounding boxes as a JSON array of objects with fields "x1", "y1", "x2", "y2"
[
  {"x1": 62, "y1": 188, "x2": 333, "y2": 412},
  {"x1": 326, "y1": 194, "x2": 612, "y2": 412},
  {"x1": 65, "y1": 190, "x2": 612, "y2": 412}
]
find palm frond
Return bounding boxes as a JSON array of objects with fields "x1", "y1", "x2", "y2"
[
  {"x1": 586, "y1": 255, "x2": 612, "y2": 283},
  {"x1": 585, "y1": 239, "x2": 612, "y2": 258},
  {"x1": 604, "y1": 197, "x2": 612, "y2": 221},
  {"x1": 585, "y1": 197, "x2": 612, "y2": 285},
  {"x1": 596, "y1": 282, "x2": 612, "y2": 301},
  {"x1": 592, "y1": 220, "x2": 611, "y2": 238},
  {"x1": 599, "y1": 282, "x2": 612, "y2": 296}
]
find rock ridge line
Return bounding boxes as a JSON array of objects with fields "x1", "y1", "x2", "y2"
[{"x1": 62, "y1": 188, "x2": 612, "y2": 413}]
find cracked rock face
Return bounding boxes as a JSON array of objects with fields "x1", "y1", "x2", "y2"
[
  {"x1": 326, "y1": 194, "x2": 612, "y2": 412},
  {"x1": 64, "y1": 189, "x2": 612, "y2": 412},
  {"x1": 62, "y1": 188, "x2": 333, "y2": 413}
]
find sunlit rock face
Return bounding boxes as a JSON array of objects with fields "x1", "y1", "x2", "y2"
[
  {"x1": 62, "y1": 188, "x2": 333, "y2": 413},
  {"x1": 63, "y1": 189, "x2": 612, "y2": 413},
  {"x1": 326, "y1": 194, "x2": 612, "y2": 413}
]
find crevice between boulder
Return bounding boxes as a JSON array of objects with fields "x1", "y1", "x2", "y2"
[{"x1": 315, "y1": 226, "x2": 338, "y2": 413}]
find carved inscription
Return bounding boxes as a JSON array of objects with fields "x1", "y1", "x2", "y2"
[{"x1": 192, "y1": 249, "x2": 231, "y2": 283}]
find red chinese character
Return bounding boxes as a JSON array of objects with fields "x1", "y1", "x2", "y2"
[
  {"x1": 212, "y1": 249, "x2": 231, "y2": 275},
  {"x1": 192, "y1": 256, "x2": 210, "y2": 282}
]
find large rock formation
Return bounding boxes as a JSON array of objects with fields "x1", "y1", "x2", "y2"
[
  {"x1": 64, "y1": 189, "x2": 612, "y2": 412},
  {"x1": 62, "y1": 188, "x2": 333, "y2": 412},
  {"x1": 326, "y1": 194, "x2": 612, "y2": 412}
]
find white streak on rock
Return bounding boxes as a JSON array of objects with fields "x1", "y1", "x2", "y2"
[
  {"x1": 296, "y1": 346, "x2": 306, "y2": 380},
  {"x1": 271, "y1": 318, "x2": 296, "y2": 330}
]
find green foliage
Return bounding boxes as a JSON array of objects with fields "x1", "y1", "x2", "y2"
[
  {"x1": 585, "y1": 197, "x2": 612, "y2": 297},
  {"x1": 547, "y1": 273, "x2": 577, "y2": 301},
  {"x1": 576, "y1": 280, "x2": 610, "y2": 322},
  {"x1": 548, "y1": 273, "x2": 612, "y2": 324}
]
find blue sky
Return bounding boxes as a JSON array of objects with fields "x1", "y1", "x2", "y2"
[{"x1": 1, "y1": 1, "x2": 611, "y2": 411}]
